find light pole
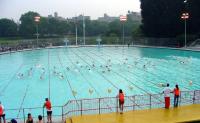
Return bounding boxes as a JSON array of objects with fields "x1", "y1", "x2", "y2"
[
  {"x1": 74, "y1": 17, "x2": 78, "y2": 46},
  {"x1": 181, "y1": 12, "x2": 189, "y2": 48},
  {"x1": 120, "y1": 16, "x2": 127, "y2": 46},
  {"x1": 83, "y1": 14, "x2": 86, "y2": 45},
  {"x1": 34, "y1": 16, "x2": 40, "y2": 48},
  {"x1": 181, "y1": 0, "x2": 189, "y2": 48}
]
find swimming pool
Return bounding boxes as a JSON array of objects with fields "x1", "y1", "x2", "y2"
[{"x1": 0, "y1": 46, "x2": 200, "y2": 119}]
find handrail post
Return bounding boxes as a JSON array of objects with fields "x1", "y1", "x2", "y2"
[
  {"x1": 133, "y1": 96, "x2": 135, "y2": 110},
  {"x1": 193, "y1": 91, "x2": 196, "y2": 104},
  {"x1": 116, "y1": 97, "x2": 118, "y2": 113},
  {"x1": 43, "y1": 108, "x2": 45, "y2": 123},
  {"x1": 179, "y1": 93, "x2": 182, "y2": 106},
  {"x1": 23, "y1": 108, "x2": 25, "y2": 123},
  {"x1": 62, "y1": 106, "x2": 64, "y2": 122},
  {"x1": 99, "y1": 98, "x2": 101, "y2": 114},
  {"x1": 81, "y1": 100, "x2": 83, "y2": 116},
  {"x1": 149, "y1": 94, "x2": 152, "y2": 109}
]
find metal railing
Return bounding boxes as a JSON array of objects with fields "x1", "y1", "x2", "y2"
[
  {"x1": 4, "y1": 90, "x2": 200, "y2": 122},
  {"x1": 5, "y1": 106, "x2": 64, "y2": 123},
  {"x1": 63, "y1": 90, "x2": 200, "y2": 118}
]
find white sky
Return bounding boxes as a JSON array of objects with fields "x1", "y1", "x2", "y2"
[{"x1": 0, "y1": 0, "x2": 141, "y2": 21}]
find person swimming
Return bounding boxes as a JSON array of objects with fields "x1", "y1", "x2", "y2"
[
  {"x1": 17, "y1": 73, "x2": 24, "y2": 79},
  {"x1": 189, "y1": 80, "x2": 193, "y2": 86},
  {"x1": 60, "y1": 75, "x2": 64, "y2": 79},
  {"x1": 66, "y1": 67, "x2": 70, "y2": 71},
  {"x1": 40, "y1": 74, "x2": 44, "y2": 80}
]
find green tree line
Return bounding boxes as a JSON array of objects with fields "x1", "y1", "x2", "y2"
[
  {"x1": 0, "y1": 11, "x2": 140, "y2": 38},
  {"x1": 140, "y1": 0, "x2": 200, "y2": 38}
]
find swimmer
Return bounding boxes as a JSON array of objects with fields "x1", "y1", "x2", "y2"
[
  {"x1": 143, "y1": 65, "x2": 146, "y2": 69},
  {"x1": 36, "y1": 64, "x2": 42, "y2": 68},
  {"x1": 28, "y1": 70, "x2": 32, "y2": 76},
  {"x1": 92, "y1": 64, "x2": 95, "y2": 67},
  {"x1": 40, "y1": 74, "x2": 44, "y2": 80},
  {"x1": 180, "y1": 61, "x2": 185, "y2": 64},
  {"x1": 53, "y1": 70, "x2": 57, "y2": 75},
  {"x1": 102, "y1": 70, "x2": 105, "y2": 73},
  {"x1": 17, "y1": 73, "x2": 24, "y2": 79},
  {"x1": 66, "y1": 67, "x2": 70, "y2": 71},
  {"x1": 60, "y1": 75, "x2": 64, "y2": 79},
  {"x1": 189, "y1": 81, "x2": 193, "y2": 86},
  {"x1": 107, "y1": 68, "x2": 111, "y2": 72}
]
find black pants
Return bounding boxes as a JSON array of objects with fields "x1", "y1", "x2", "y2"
[
  {"x1": 174, "y1": 95, "x2": 179, "y2": 107},
  {"x1": 0, "y1": 114, "x2": 6, "y2": 123}
]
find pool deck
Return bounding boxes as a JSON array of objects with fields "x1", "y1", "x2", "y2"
[{"x1": 66, "y1": 104, "x2": 200, "y2": 123}]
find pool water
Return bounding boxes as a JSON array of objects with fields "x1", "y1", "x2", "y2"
[{"x1": 0, "y1": 46, "x2": 200, "y2": 118}]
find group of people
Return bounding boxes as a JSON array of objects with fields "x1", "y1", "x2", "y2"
[
  {"x1": 163, "y1": 84, "x2": 180, "y2": 108},
  {"x1": 0, "y1": 98, "x2": 52, "y2": 123},
  {"x1": 117, "y1": 84, "x2": 180, "y2": 114}
]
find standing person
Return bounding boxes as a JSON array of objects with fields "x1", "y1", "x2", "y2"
[
  {"x1": 173, "y1": 85, "x2": 180, "y2": 107},
  {"x1": 37, "y1": 115, "x2": 43, "y2": 123},
  {"x1": 10, "y1": 119, "x2": 17, "y2": 123},
  {"x1": 0, "y1": 102, "x2": 6, "y2": 123},
  {"x1": 43, "y1": 98, "x2": 52, "y2": 123},
  {"x1": 117, "y1": 89, "x2": 124, "y2": 114},
  {"x1": 26, "y1": 113, "x2": 33, "y2": 123},
  {"x1": 162, "y1": 83, "x2": 172, "y2": 109}
]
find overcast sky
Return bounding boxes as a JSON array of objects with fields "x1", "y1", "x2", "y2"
[{"x1": 0, "y1": 0, "x2": 141, "y2": 21}]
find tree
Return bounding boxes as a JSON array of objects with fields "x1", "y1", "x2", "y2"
[
  {"x1": 187, "y1": 0, "x2": 200, "y2": 34},
  {"x1": 107, "y1": 20, "x2": 121, "y2": 37},
  {"x1": 19, "y1": 11, "x2": 40, "y2": 36},
  {"x1": 140, "y1": 0, "x2": 184, "y2": 37},
  {"x1": 0, "y1": 18, "x2": 18, "y2": 37}
]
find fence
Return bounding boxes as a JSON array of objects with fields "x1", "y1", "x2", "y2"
[
  {"x1": 62, "y1": 90, "x2": 200, "y2": 118},
  {"x1": 4, "y1": 90, "x2": 200, "y2": 123},
  {"x1": 5, "y1": 106, "x2": 64, "y2": 123}
]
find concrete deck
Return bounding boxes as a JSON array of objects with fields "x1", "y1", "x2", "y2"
[{"x1": 66, "y1": 104, "x2": 200, "y2": 123}]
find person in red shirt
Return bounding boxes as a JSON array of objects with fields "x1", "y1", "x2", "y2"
[
  {"x1": 43, "y1": 98, "x2": 52, "y2": 123},
  {"x1": 173, "y1": 85, "x2": 180, "y2": 107},
  {"x1": 117, "y1": 89, "x2": 124, "y2": 114},
  {"x1": 0, "y1": 101, "x2": 6, "y2": 123}
]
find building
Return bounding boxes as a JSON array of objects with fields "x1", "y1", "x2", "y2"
[
  {"x1": 54, "y1": 12, "x2": 58, "y2": 18},
  {"x1": 127, "y1": 11, "x2": 141, "y2": 21},
  {"x1": 48, "y1": 12, "x2": 67, "y2": 21},
  {"x1": 72, "y1": 14, "x2": 90, "y2": 21},
  {"x1": 98, "y1": 14, "x2": 118, "y2": 22}
]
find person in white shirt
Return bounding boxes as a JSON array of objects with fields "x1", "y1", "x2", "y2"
[
  {"x1": 0, "y1": 101, "x2": 6, "y2": 123},
  {"x1": 163, "y1": 83, "x2": 172, "y2": 109}
]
